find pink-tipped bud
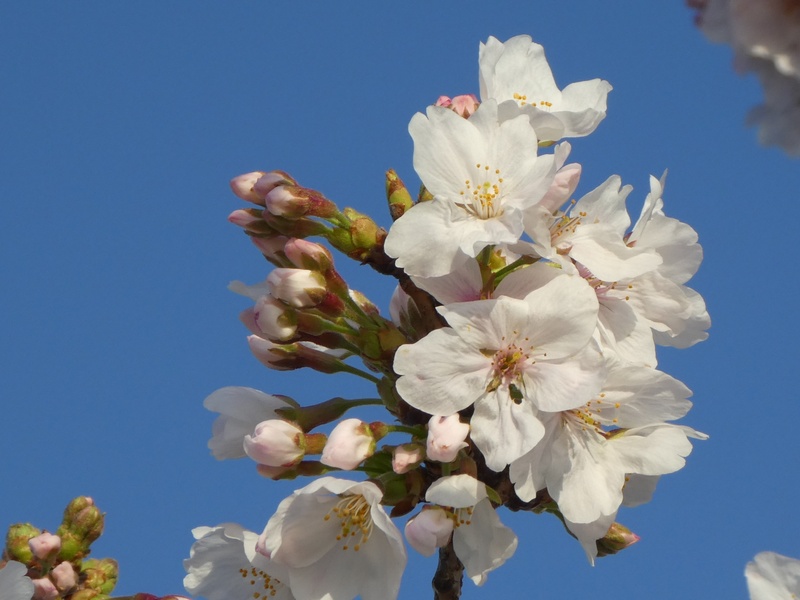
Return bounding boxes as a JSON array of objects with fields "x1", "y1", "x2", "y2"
[
  {"x1": 596, "y1": 522, "x2": 641, "y2": 557},
  {"x1": 230, "y1": 171, "x2": 267, "y2": 204},
  {"x1": 265, "y1": 186, "x2": 337, "y2": 220},
  {"x1": 244, "y1": 420, "x2": 305, "y2": 468},
  {"x1": 392, "y1": 443, "x2": 425, "y2": 474},
  {"x1": 32, "y1": 578, "x2": 59, "y2": 600},
  {"x1": 435, "y1": 94, "x2": 480, "y2": 118},
  {"x1": 251, "y1": 235, "x2": 291, "y2": 264},
  {"x1": 266, "y1": 268, "x2": 327, "y2": 308},
  {"x1": 50, "y1": 561, "x2": 77, "y2": 592},
  {"x1": 405, "y1": 507, "x2": 454, "y2": 557},
  {"x1": 28, "y1": 532, "x2": 61, "y2": 560},
  {"x1": 253, "y1": 170, "x2": 297, "y2": 197},
  {"x1": 426, "y1": 415, "x2": 469, "y2": 463},
  {"x1": 228, "y1": 208, "x2": 263, "y2": 229},
  {"x1": 253, "y1": 296, "x2": 298, "y2": 341},
  {"x1": 283, "y1": 238, "x2": 334, "y2": 272},
  {"x1": 320, "y1": 418, "x2": 375, "y2": 470}
]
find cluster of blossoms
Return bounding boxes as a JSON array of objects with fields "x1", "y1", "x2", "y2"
[
  {"x1": 689, "y1": 0, "x2": 800, "y2": 155},
  {"x1": 187, "y1": 35, "x2": 710, "y2": 600}
]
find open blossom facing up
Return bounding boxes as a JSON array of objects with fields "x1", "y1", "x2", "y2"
[
  {"x1": 746, "y1": 551, "x2": 800, "y2": 600},
  {"x1": 184, "y1": 524, "x2": 292, "y2": 600},
  {"x1": 395, "y1": 274, "x2": 604, "y2": 471},
  {"x1": 384, "y1": 99, "x2": 556, "y2": 278},
  {"x1": 203, "y1": 32, "x2": 710, "y2": 598},
  {"x1": 479, "y1": 34, "x2": 612, "y2": 142},
  {"x1": 257, "y1": 477, "x2": 406, "y2": 600}
]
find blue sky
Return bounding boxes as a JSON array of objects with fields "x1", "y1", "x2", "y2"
[{"x1": 2, "y1": 3, "x2": 799, "y2": 599}]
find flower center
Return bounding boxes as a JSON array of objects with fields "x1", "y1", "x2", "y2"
[
  {"x1": 485, "y1": 338, "x2": 533, "y2": 395},
  {"x1": 512, "y1": 92, "x2": 553, "y2": 110},
  {"x1": 238, "y1": 565, "x2": 285, "y2": 599},
  {"x1": 449, "y1": 506, "x2": 474, "y2": 528},
  {"x1": 323, "y1": 494, "x2": 374, "y2": 552},
  {"x1": 457, "y1": 163, "x2": 505, "y2": 219},
  {"x1": 564, "y1": 392, "x2": 622, "y2": 434}
]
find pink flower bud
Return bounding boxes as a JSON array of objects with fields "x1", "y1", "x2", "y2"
[
  {"x1": 405, "y1": 507, "x2": 454, "y2": 557},
  {"x1": 251, "y1": 235, "x2": 290, "y2": 263},
  {"x1": 28, "y1": 532, "x2": 61, "y2": 560},
  {"x1": 50, "y1": 561, "x2": 77, "y2": 592},
  {"x1": 253, "y1": 296, "x2": 297, "y2": 341},
  {"x1": 32, "y1": 578, "x2": 58, "y2": 600},
  {"x1": 244, "y1": 420, "x2": 305, "y2": 467},
  {"x1": 392, "y1": 443, "x2": 425, "y2": 474},
  {"x1": 320, "y1": 418, "x2": 375, "y2": 470},
  {"x1": 283, "y1": 238, "x2": 333, "y2": 271},
  {"x1": 230, "y1": 171, "x2": 267, "y2": 204},
  {"x1": 426, "y1": 415, "x2": 469, "y2": 462},
  {"x1": 253, "y1": 170, "x2": 297, "y2": 197},
  {"x1": 435, "y1": 94, "x2": 480, "y2": 118},
  {"x1": 228, "y1": 208, "x2": 263, "y2": 228},
  {"x1": 265, "y1": 186, "x2": 337, "y2": 220},
  {"x1": 266, "y1": 268, "x2": 327, "y2": 308}
]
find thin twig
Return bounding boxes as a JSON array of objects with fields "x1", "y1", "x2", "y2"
[{"x1": 432, "y1": 538, "x2": 463, "y2": 600}]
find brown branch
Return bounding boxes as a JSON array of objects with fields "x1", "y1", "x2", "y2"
[{"x1": 432, "y1": 538, "x2": 463, "y2": 600}]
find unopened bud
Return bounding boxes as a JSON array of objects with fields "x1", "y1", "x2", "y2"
[
  {"x1": 596, "y1": 522, "x2": 640, "y2": 557},
  {"x1": 252, "y1": 170, "x2": 297, "y2": 198},
  {"x1": 326, "y1": 208, "x2": 386, "y2": 262},
  {"x1": 32, "y1": 578, "x2": 58, "y2": 600},
  {"x1": 6, "y1": 523, "x2": 41, "y2": 563},
  {"x1": 244, "y1": 420, "x2": 306, "y2": 467},
  {"x1": 230, "y1": 171, "x2": 267, "y2": 204},
  {"x1": 426, "y1": 415, "x2": 469, "y2": 463},
  {"x1": 265, "y1": 186, "x2": 338, "y2": 220},
  {"x1": 253, "y1": 296, "x2": 298, "y2": 341},
  {"x1": 435, "y1": 94, "x2": 479, "y2": 118},
  {"x1": 320, "y1": 418, "x2": 377, "y2": 470},
  {"x1": 405, "y1": 507, "x2": 454, "y2": 556},
  {"x1": 28, "y1": 532, "x2": 61, "y2": 561},
  {"x1": 50, "y1": 561, "x2": 77, "y2": 592},
  {"x1": 250, "y1": 235, "x2": 291, "y2": 265},
  {"x1": 392, "y1": 443, "x2": 425, "y2": 474},
  {"x1": 283, "y1": 238, "x2": 334, "y2": 272},
  {"x1": 386, "y1": 169, "x2": 414, "y2": 220},
  {"x1": 81, "y1": 558, "x2": 118, "y2": 594},
  {"x1": 266, "y1": 268, "x2": 328, "y2": 308}
]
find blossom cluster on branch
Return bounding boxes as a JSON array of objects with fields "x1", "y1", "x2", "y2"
[
  {"x1": 186, "y1": 35, "x2": 710, "y2": 600},
  {"x1": 689, "y1": 0, "x2": 800, "y2": 155}
]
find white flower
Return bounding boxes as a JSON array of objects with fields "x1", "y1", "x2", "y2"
[
  {"x1": 746, "y1": 551, "x2": 800, "y2": 600},
  {"x1": 320, "y1": 419, "x2": 375, "y2": 470},
  {"x1": 394, "y1": 273, "x2": 603, "y2": 471},
  {"x1": 184, "y1": 523, "x2": 292, "y2": 600},
  {"x1": 426, "y1": 415, "x2": 469, "y2": 463},
  {"x1": 510, "y1": 362, "x2": 705, "y2": 562},
  {"x1": 384, "y1": 100, "x2": 555, "y2": 278},
  {"x1": 0, "y1": 562, "x2": 33, "y2": 600},
  {"x1": 257, "y1": 477, "x2": 406, "y2": 600},
  {"x1": 204, "y1": 387, "x2": 295, "y2": 460},
  {"x1": 479, "y1": 35, "x2": 612, "y2": 141},
  {"x1": 425, "y1": 475, "x2": 517, "y2": 586}
]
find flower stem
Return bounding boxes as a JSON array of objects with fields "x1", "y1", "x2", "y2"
[{"x1": 432, "y1": 538, "x2": 463, "y2": 600}]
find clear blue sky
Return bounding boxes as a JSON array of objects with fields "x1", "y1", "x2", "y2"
[{"x1": 2, "y1": 3, "x2": 798, "y2": 599}]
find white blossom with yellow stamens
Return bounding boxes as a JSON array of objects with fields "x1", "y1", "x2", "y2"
[
  {"x1": 256, "y1": 477, "x2": 406, "y2": 600},
  {"x1": 184, "y1": 524, "x2": 292, "y2": 600},
  {"x1": 423, "y1": 474, "x2": 518, "y2": 586},
  {"x1": 510, "y1": 361, "x2": 705, "y2": 562},
  {"x1": 479, "y1": 34, "x2": 612, "y2": 142},
  {"x1": 384, "y1": 99, "x2": 556, "y2": 279}
]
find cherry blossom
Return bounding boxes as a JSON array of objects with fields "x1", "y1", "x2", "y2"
[{"x1": 746, "y1": 551, "x2": 800, "y2": 600}]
